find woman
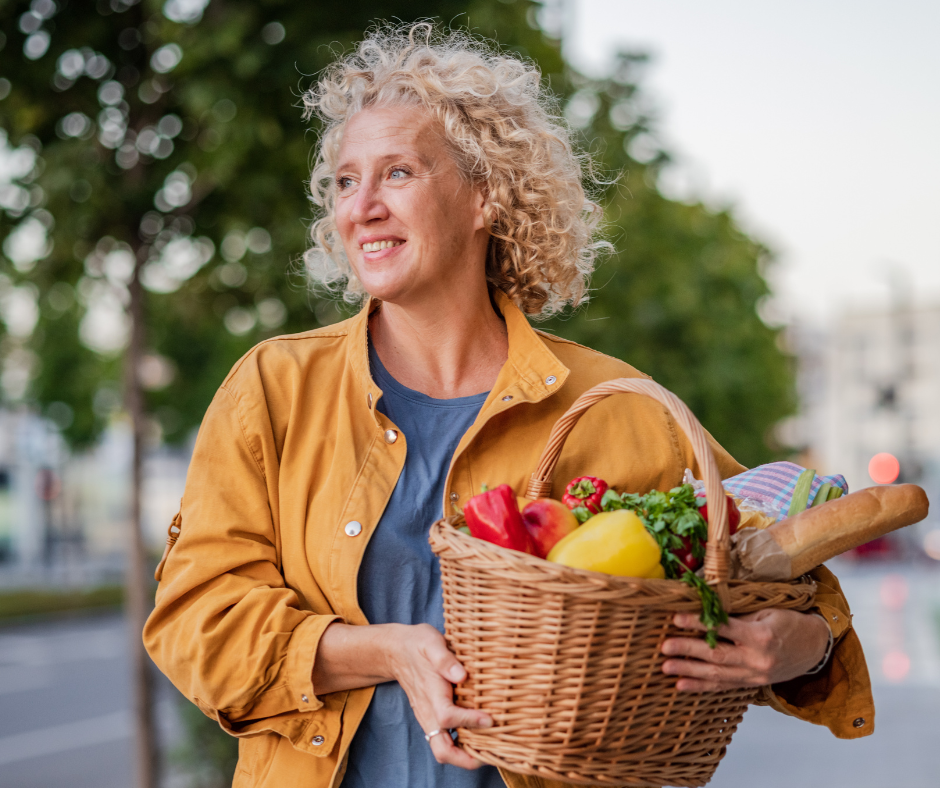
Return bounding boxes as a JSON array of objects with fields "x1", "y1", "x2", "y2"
[{"x1": 145, "y1": 25, "x2": 873, "y2": 788}]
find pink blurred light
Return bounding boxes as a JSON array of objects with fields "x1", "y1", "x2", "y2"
[
  {"x1": 882, "y1": 650, "x2": 910, "y2": 682},
  {"x1": 869, "y1": 452, "x2": 900, "y2": 484},
  {"x1": 880, "y1": 574, "x2": 909, "y2": 610}
]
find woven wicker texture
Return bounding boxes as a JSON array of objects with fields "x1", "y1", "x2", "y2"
[{"x1": 428, "y1": 378, "x2": 817, "y2": 786}]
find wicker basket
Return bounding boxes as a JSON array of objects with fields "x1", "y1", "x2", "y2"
[{"x1": 428, "y1": 378, "x2": 816, "y2": 787}]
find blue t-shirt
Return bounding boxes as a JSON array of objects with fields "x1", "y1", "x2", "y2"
[{"x1": 341, "y1": 344, "x2": 504, "y2": 788}]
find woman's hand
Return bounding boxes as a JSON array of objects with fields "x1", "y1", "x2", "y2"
[
  {"x1": 660, "y1": 609, "x2": 831, "y2": 692},
  {"x1": 312, "y1": 621, "x2": 491, "y2": 770},
  {"x1": 383, "y1": 623, "x2": 492, "y2": 770}
]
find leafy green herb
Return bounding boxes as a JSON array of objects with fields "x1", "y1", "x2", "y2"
[
  {"x1": 681, "y1": 571, "x2": 728, "y2": 648},
  {"x1": 570, "y1": 506, "x2": 594, "y2": 524},
  {"x1": 601, "y1": 483, "x2": 725, "y2": 648}
]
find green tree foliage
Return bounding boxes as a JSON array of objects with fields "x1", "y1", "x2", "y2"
[
  {"x1": 0, "y1": 2, "x2": 790, "y2": 463},
  {"x1": 0, "y1": 0, "x2": 564, "y2": 449},
  {"x1": 542, "y1": 55, "x2": 794, "y2": 466}
]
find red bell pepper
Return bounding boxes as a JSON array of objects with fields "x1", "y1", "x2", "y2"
[
  {"x1": 562, "y1": 476, "x2": 609, "y2": 515},
  {"x1": 463, "y1": 485, "x2": 534, "y2": 554}
]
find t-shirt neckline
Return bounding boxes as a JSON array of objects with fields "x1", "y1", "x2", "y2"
[{"x1": 368, "y1": 338, "x2": 490, "y2": 409}]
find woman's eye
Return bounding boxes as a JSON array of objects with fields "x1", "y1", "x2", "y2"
[
  {"x1": 389, "y1": 168, "x2": 409, "y2": 180},
  {"x1": 337, "y1": 176, "x2": 354, "y2": 190}
]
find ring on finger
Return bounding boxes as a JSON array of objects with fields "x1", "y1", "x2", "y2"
[{"x1": 424, "y1": 728, "x2": 446, "y2": 743}]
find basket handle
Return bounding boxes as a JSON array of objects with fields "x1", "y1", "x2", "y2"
[{"x1": 525, "y1": 378, "x2": 731, "y2": 593}]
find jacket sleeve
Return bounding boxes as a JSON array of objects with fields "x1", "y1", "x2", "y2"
[
  {"x1": 143, "y1": 385, "x2": 342, "y2": 738},
  {"x1": 755, "y1": 564, "x2": 875, "y2": 738}
]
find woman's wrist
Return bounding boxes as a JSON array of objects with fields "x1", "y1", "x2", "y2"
[
  {"x1": 312, "y1": 622, "x2": 402, "y2": 695},
  {"x1": 374, "y1": 623, "x2": 407, "y2": 683},
  {"x1": 803, "y1": 613, "x2": 834, "y2": 675}
]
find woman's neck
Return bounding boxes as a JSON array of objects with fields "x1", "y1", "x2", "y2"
[{"x1": 369, "y1": 288, "x2": 509, "y2": 400}]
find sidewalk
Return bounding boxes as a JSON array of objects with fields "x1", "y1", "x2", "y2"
[{"x1": 713, "y1": 559, "x2": 940, "y2": 787}]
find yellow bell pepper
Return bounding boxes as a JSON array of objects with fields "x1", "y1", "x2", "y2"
[{"x1": 547, "y1": 510, "x2": 664, "y2": 578}]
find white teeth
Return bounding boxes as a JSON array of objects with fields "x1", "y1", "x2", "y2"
[{"x1": 362, "y1": 240, "x2": 403, "y2": 252}]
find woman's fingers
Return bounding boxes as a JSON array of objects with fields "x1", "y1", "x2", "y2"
[
  {"x1": 670, "y1": 676, "x2": 741, "y2": 693},
  {"x1": 422, "y1": 699, "x2": 491, "y2": 769},
  {"x1": 670, "y1": 612, "x2": 751, "y2": 644},
  {"x1": 661, "y1": 635, "x2": 742, "y2": 665},
  {"x1": 424, "y1": 633, "x2": 467, "y2": 683},
  {"x1": 417, "y1": 672, "x2": 492, "y2": 731},
  {"x1": 389, "y1": 623, "x2": 495, "y2": 769},
  {"x1": 661, "y1": 654, "x2": 751, "y2": 688},
  {"x1": 439, "y1": 701, "x2": 493, "y2": 731},
  {"x1": 427, "y1": 731, "x2": 484, "y2": 769},
  {"x1": 662, "y1": 609, "x2": 829, "y2": 690}
]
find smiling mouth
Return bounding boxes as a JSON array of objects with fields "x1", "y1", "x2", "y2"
[{"x1": 361, "y1": 240, "x2": 404, "y2": 252}]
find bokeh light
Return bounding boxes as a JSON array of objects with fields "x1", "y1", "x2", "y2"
[
  {"x1": 882, "y1": 650, "x2": 911, "y2": 683},
  {"x1": 868, "y1": 452, "x2": 900, "y2": 484},
  {"x1": 923, "y1": 531, "x2": 940, "y2": 561},
  {"x1": 879, "y1": 574, "x2": 908, "y2": 610}
]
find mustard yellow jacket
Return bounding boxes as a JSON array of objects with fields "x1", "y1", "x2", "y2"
[{"x1": 144, "y1": 292, "x2": 874, "y2": 788}]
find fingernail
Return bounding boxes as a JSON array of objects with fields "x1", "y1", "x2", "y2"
[
  {"x1": 480, "y1": 717, "x2": 493, "y2": 728},
  {"x1": 449, "y1": 666, "x2": 464, "y2": 682}
]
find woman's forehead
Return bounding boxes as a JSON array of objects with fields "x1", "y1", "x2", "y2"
[{"x1": 337, "y1": 105, "x2": 444, "y2": 166}]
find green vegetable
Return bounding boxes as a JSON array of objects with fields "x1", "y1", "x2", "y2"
[
  {"x1": 827, "y1": 486, "x2": 844, "y2": 502},
  {"x1": 570, "y1": 506, "x2": 594, "y2": 524},
  {"x1": 811, "y1": 482, "x2": 831, "y2": 508},
  {"x1": 787, "y1": 469, "x2": 816, "y2": 517},
  {"x1": 603, "y1": 484, "x2": 724, "y2": 647},
  {"x1": 604, "y1": 484, "x2": 708, "y2": 578},
  {"x1": 681, "y1": 571, "x2": 728, "y2": 648}
]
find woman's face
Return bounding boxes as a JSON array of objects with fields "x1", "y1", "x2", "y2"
[{"x1": 334, "y1": 105, "x2": 489, "y2": 308}]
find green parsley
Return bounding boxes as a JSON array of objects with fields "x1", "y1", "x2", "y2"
[{"x1": 602, "y1": 484, "x2": 726, "y2": 647}]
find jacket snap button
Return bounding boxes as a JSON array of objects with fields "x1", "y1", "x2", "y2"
[
  {"x1": 367, "y1": 393, "x2": 373, "y2": 408},
  {"x1": 384, "y1": 429, "x2": 398, "y2": 444},
  {"x1": 545, "y1": 375, "x2": 556, "y2": 385},
  {"x1": 449, "y1": 492, "x2": 459, "y2": 501},
  {"x1": 502, "y1": 395, "x2": 513, "y2": 402},
  {"x1": 301, "y1": 694, "x2": 309, "y2": 703},
  {"x1": 344, "y1": 521, "x2": 362, "y2": 537},
  {"x1": 311, "y1": 735, "x2": 325, "y2": 746},
  {"x1": 852, "y1": 717, "x2": 865, "y2": 728}
]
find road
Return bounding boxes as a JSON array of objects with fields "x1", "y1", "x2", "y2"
[
  {"x1": 0, "y1": 560, "x2": 937, "y2": 787},
  {"x1": 0, "y1": 613, "x2": 179, "y2": 788}
]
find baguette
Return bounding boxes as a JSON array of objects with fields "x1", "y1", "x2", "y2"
[{"x1": 769, "y1": 483, "x2": 929, "y2": 578}]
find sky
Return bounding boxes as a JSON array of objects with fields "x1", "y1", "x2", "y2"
[{"x1": 566, "y1": 0, "x2": 940, "y2": 325}]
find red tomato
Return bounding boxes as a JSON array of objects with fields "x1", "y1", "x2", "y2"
[
  {"x1": 673, "y1": 535, "x2": 703, "y2": 572},
  {"x1": 697, "y1": 495, "x2": 740, "y2": 536}
]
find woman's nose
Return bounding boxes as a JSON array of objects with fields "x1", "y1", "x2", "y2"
[{"x1": 349, "y1": 181, "x2": 389, "y2": 225}]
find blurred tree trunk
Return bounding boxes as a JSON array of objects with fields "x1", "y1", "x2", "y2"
[{"x1": 126, "y1": 259, "x2": 158, "y2": 788}]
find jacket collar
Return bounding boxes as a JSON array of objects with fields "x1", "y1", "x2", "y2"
[{"x1": 348, "y1": 290, "x2": 570, "y2": 418}]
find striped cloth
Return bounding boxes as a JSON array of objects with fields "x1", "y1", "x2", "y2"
[{"x1": 720, "y1": 461, "x2": 849, "y2": 520}]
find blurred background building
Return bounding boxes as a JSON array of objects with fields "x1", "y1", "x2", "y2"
[{"x1": 782, "y1": 298, "x2": 940, "y2": 558}]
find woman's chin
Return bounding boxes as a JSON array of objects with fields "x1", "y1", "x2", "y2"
[{"x1": 357, "y1": 277, "x2": 414, "y2": 306}]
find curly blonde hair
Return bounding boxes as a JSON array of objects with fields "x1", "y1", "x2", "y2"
[{"x1": 303, "y1": 23, "x2": 606, "y2": 316}]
